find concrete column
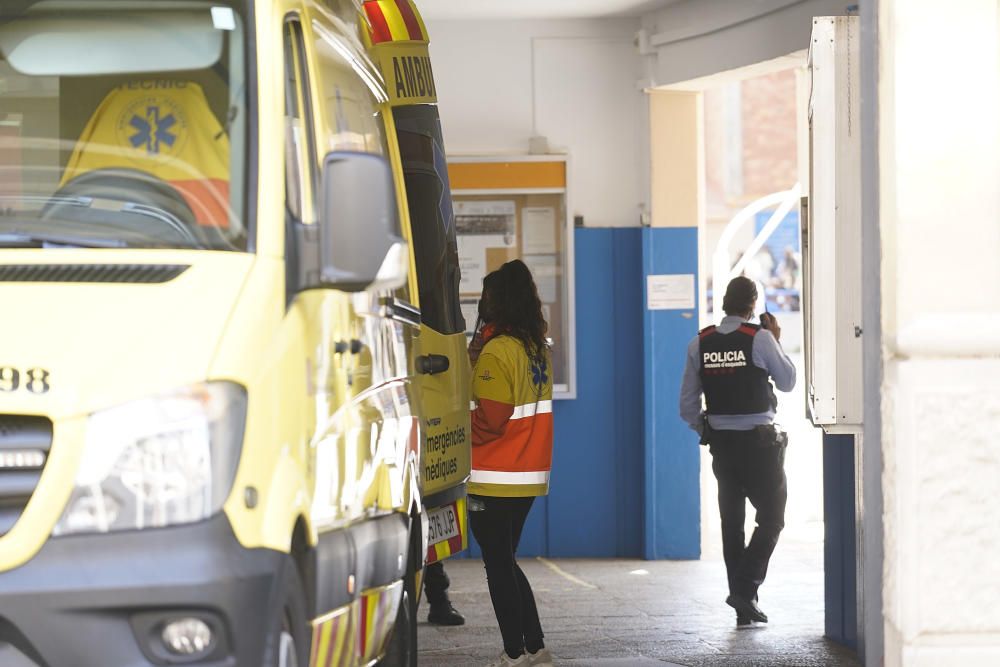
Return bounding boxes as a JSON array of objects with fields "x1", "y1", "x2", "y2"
[
  {"x1": 878, "y1": 1, "x2": 1000, "y2": 664},
  {"x1": 642, "y1": 90, "x2": 702, "y2": 559},
  {"x1": 649, "y1": 91, "x2": 704, "y2": 230},
  {"x1": 860, "y1": 0, "x2": 884, "y2": 663}
]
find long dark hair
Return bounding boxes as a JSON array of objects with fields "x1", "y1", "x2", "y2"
[{"x1": 477, "y1": 259, "x2": 548, "y2": 361}]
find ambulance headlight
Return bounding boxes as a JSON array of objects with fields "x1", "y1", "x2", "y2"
[{"x1": 54, "y1": 382, "x2": 246, "y2": 535}]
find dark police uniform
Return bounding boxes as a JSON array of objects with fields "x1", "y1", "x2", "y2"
[
  {"x1": 680, "y1": 317, "x2": 795, "y2": 610},
  {"x1": 699, "y1": 322, "x2": 776, "y2": 416}
]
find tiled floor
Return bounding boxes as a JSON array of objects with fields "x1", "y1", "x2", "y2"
[{"x1": 417, "y1": 538, "x2": 860, "y2": 667}]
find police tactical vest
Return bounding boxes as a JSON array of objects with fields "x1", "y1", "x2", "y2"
[{"x1": 698, "y1": 323, "x2": 776, "y2": 415}]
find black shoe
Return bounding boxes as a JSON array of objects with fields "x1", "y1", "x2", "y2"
[
  {"x1": 726, "y1": 594, "x2": 768, "y2": 623},
  {"x1": 736, "y1": 593, "x2": 761, "y2": 627},
  {"x1": 427, "y1": 602, "x2": 465, "y2": 626}
]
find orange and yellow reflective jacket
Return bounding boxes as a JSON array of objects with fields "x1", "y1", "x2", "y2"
[{"x1": 470, "y1": 334, "x2": 553, "y2": 497}]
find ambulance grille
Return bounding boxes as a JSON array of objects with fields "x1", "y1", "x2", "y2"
[
  {"x1": 0, "y1": 264, "x2": 188, "y2": 283},
  {"x1": 0, "y1": 416, "x2": 53, "y2": 537}
]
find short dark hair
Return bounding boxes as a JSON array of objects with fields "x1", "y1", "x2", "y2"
[{"x1": 722, "y1": 276, "x2": 757, "y2": 316}]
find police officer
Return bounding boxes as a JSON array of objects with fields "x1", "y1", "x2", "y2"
[{"x1": 679, "y1": 276, "x2": 796, "y2": 626}]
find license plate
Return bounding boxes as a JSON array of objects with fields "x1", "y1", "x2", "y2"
[{"x1": 427, "y1": 503, "x2": 460, "y2": 545}]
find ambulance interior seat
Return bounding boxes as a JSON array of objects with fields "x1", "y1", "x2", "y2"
[{"x1": 44, "y1": 75, "x2": 232, "y2": 249}]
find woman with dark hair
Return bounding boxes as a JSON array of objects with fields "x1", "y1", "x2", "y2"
[{"x1": 468, "y1": 259, "x2": 554, "y2": 667}]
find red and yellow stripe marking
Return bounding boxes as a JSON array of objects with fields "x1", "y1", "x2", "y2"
[
  {"x1": 310, "y1": 580, "x2": 404, "y2": 666},
  {"x1": 425, "y1": 497, "x2": 468, "y2": 565},
  {"x1": 362, "y1": 0, "x2": 428, "y2": 44},
  {"x1": 361, "y1": 1, "x2": 438, "y2": 106},
  {"x1": 360, "y1": 581, "x2": 403, "y2": 663},
  {"x1": 310, "y1": 606, "x2": 355, "y2": 667}
]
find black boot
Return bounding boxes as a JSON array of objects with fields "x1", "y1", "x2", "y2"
[{"x1": 427, "y1": 601, "x2": 465, "y2": 626}]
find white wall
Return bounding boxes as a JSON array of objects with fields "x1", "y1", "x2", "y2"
[
  {"x1": 427, "y1": 19, "x2": 647, "y2": 227},
  {"x1": 878, "y1": 1, "x2": 1000, "y2": 665}
]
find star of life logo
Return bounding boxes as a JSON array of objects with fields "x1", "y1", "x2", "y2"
[
  {"x1": 129, "y1": 106, "x2": 177, "y2": 154},
  {"x1": 116, "y1": 95, "x2": 188, "y2": 159},
  {"x1": 531, "y1": 358, "x2": 548, "y2": 387}
]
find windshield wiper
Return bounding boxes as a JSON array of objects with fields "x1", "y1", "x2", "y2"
[{"x1": 0, "y1": 232, "x2": 126, "y2": 249}]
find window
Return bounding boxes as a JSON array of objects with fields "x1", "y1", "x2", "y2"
[
  {"x1": 394, "y1": 105, "x2": 463, "y2": 335},
  {"x1": 450, "y1": 157, "x2": 575, "y2": 396},
  {"x1": 309, "y1": 17, "x2": 407, "y2": 302},
  {"x1": 311, "y1": 21, "x2": 390, "y2": 160},
  {"x1": 0, "y1": 1, "x2": 249, "y2": 251},
  {"x1": 283, "y1": 20, "x2": 314, "y2": 224}
]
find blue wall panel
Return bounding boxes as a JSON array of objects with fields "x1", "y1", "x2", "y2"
[
  {"x1": 642, "y1": 227, "x2": 700, "y2": 560},
  {"x1": 611, "y1": 230, "x2": 645, "y2": 557},
  {"x1": 546, "y1": 229, "x2": 619, "y2": 556},
  {"x1": 544, "y1": 228, "x2": 645, "y2": 557},
  {"x1": 464, "y1": 227, "x2": 694, "y2": 560},
  {"x1": 463, "y1": 228, "x2": 646, "y2": 558},
  {"x1": 824, "y1": 433, "x2": 858, "y2": 649}
]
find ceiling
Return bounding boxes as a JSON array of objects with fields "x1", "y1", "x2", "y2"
[{"x1": 417, "y1": 0, "x2": 686, "y2": 21}]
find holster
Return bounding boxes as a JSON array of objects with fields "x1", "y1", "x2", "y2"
[
  {"x1": 753, "y1": 424, "x2": 788, "y2": 448},
  {"x1": 699, "y1": 415, "x2": 713, "y2": 446},
  {"x1": 701, "y1": 420, "x2": 788, "y2": 449}
]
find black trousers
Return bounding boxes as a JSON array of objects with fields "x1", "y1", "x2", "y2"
[
  {"x1": 423, "y1": 561, "x2": 450, "y2": 606},
  {"x1": 469, "y1": 495, "x2": 544, "y2": 659},
  {"x1": 709, "y1": 432, "x2": 787, "y2": 601}
]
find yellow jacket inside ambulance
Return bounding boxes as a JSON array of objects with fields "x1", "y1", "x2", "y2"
[{"x1": 61, "y1": 79, "x2": 231, "y2": 230}]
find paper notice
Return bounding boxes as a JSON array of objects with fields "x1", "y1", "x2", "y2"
[
  {"x1": 455, "y1": 200, "x2": 517, "y2": 294},
  {"x1": 524, "y1": 255, "x2": 559, "y2": 303},
  {"x1": 454, "y1": 200, "x2": 516, "y2": 218},
  {"x1": 647, "y1": 274, "x2": 695, "y2": 310},
  {"x1": 522, "y1": 207, "x2": 557, "y2": 254},
  {"x1": 460, "y1": 300, "x2": 480, "y2": 336}
]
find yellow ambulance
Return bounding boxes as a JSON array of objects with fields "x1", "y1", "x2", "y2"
[{"x1": 0, "y1": 0, "x2": 468, "y2": 665}]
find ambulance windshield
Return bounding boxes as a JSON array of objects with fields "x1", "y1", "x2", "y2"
[{"x1": 0, "y1": 1, "x2": 250, "y2": 251}]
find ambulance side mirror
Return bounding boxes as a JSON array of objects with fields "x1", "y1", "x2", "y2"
[{"x1": 296, "y1": 151, "x2": 408, "y2": 293}]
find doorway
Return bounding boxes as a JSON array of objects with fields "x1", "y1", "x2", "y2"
[{"x1": 698, "y1": 67, "x2": 824, "y2": 564}]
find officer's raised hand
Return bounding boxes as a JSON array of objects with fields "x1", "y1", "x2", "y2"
[{"x1": 760, "y1": 311, "x2": 781, "y2": 342}]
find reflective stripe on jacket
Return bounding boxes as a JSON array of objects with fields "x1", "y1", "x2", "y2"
[{"x1": 470, "y1": 335, "x2": 553, "y2": 497}]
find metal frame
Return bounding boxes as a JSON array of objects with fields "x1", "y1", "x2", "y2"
[
  {"x1": 450, "y1": 154, "x2": 577, "y2": 399},
  {"x1": 711, "y1": 184, "x2": 801, "y2": 324},
  {"x1": 805, "y1": 16, "x2": 863, "y2": 433}
]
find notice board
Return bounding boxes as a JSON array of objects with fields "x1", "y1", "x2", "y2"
[{"x1": 448, "y1": 156, "x2": 576, "y2": 398}]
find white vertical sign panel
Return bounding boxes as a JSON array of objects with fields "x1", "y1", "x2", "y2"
[{"x1": 647, "y1": 274, "x2": 695, "y2": 310}]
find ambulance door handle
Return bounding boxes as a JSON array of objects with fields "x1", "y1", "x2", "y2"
[
  {"x1": 334, "y1": 339, "x2": 363, "y2": 355},
  {"x1": 416, "y1": 354, "x2": 449, "y2": 375}
]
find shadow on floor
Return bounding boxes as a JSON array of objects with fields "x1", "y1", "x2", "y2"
[{"x1": 417, "y1": 539, "x2": 860, "y2": 667}]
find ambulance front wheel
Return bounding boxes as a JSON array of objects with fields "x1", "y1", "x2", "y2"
[
  {"x1": 263, "y1": 558, "x2": 310, "y2": 667},
  {"x1": 381, "y1": 538, "x2": 418, "y2": 666}
]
